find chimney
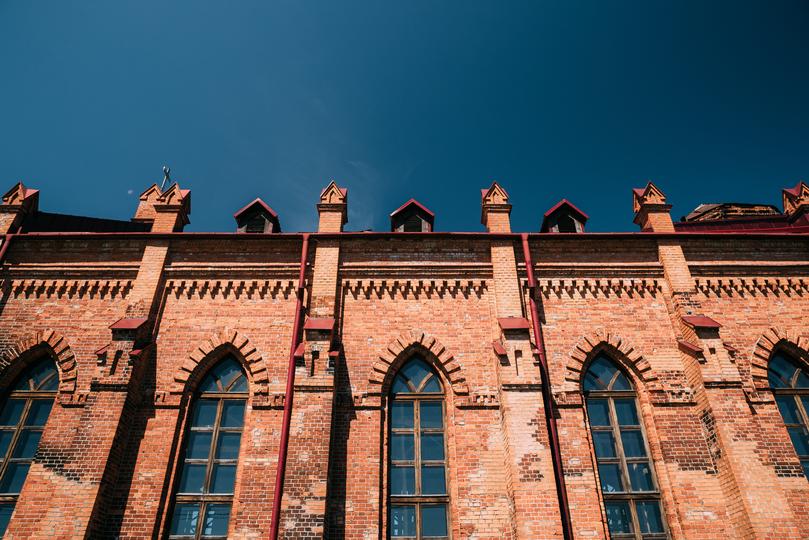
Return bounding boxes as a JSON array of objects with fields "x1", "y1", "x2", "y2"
[
  {"x1": 481, "y1": 182, "x2": 512, "y2": 233},
  {"x1": 133, "y1": 183, "x2": 191, "y2": 232},
  {"x1": 317, "y1": 181, "x2": 347, "y2": 233},
  {"x1": 390, "y1": 199, "x2": 434, "y2": 232},
  {"x1": 632, "y1": 182, "x2": 674, "y2": 232},
  {"x1": 782, "y1": 181, "x2": 809, "y2": 224},
  {"x1": 0, "y1": 182, "x2": 39, "y2": 234}
]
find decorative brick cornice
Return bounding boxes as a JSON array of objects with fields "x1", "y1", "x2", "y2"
[
  {"x1": 695, "y1": 277, "x2": 809, "y2": 297},
  {"x1": 367, "y1": 329, "x2": 469, "y2": 397},
  {"x1": 536, "y1": 278, "x2": 661, "y2": 297},
  {"x1": 166, "y1": 279, "x2": 297, "y2": 299},
  {"x1": 0, "y1": 330, "x2": 79, "y2": 399},
  {"x1": 163, "y1": 328, "x2": 271, "y2": 407},
  {"x1": 343, "y1": 279, "x2": 487, "y2": 299},
  {"x1": 749, "y1": 327, "x2": 809, "y2": 395},
  {"x1": 2, "y1": 279, "x2": 132, "y2": 300}
]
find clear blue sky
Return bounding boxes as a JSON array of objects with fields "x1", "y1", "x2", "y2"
[{"x1": 1, "y1": 1, "x2": 807, "y2": 232}]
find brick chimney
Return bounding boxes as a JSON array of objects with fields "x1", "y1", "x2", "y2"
[
  {"x1": 481, "y1": 182, "x2": 512, "y2": 233},
  {"x1": 782, "y1": 181, "x2": 809, "y2": 224},
  {"x1": 633, "y1": 182, "x2": 674, "y2": 232},
  {"x1": 0, "y1": 182, "x2": 39, "y2": 234},
  {"x1": 133, "y1": 183, "x2": 191, "y2": 232},
  {"x1": 317, "y1": 180, "x2": 347, "y2": 233}
]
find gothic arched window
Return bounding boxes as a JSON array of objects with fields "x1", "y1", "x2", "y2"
[
  {"x1": 583, "y1": 354, "x2": 667, "y2": 539},
  {"x1": 168, "y1": 356, "x2": 248, "y2": 540},
  {"x1": 0, "y1": 357, "x2": 58, "y2": 535},
  {"x1": 389, "y1": 357, "x2": 449, "y2": 539},
  {"x1": 769, "y1": 352, "x2": 809, "y2": 478}
]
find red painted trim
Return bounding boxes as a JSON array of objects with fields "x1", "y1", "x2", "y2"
[
  {"x1": 293, "y1": 342, "x2": 305, "y2": 359},
  {"x1": 521, "y1": 233, "x2": 574, "y2": 540},
  {"x1": 109, "y1": 317, "x2": 148, "y2": 330},
  {"x1": 233, "y1": 198, "x2": 279, "y2": 220},
  {"x1": 0, "y1": 234, "x2": 12, "y2": 266},
  {"x1": 498, "y1": 317, "x2": 531, "y2": 330},
  {"x1": 269, "y1": 234, "x2": 309, "y2": 540},
  {"x1": 682, "y1": 315, "x2": 722, "y2": 329},
  {"x1": 677, "y1": 339, "x2": 703, "y2": 356},
  {"x1": 303, "y1": 317, "x2": 335, "y2": 331},
  {"x1": 389, "y1": 198, "x2": 435, "y2": 219},
  {"x1": 492, "y1": 340, "x2": 507, "y2": 356},
  {"x1": 543, "y1": 199, "x2": 590, "y2": 221}
]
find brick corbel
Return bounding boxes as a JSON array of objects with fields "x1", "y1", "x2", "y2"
[{"x1": 0, "y1": 330, "x2": 79, "y2": 400}]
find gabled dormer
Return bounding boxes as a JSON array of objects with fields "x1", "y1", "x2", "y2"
[
  {"x1": 540, "y1": 199, "x2": 588, "y2": 233},
  {"x1": 390, "y1": 199, "x2": 435, "y2": 232},
  {"x1": 234, "y1": 198, "x2": 281, "y2": 233}
]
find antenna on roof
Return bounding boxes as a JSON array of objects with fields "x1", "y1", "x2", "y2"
[{"x1": 160, "y1": 166, "x2": 171, "y2": 190}]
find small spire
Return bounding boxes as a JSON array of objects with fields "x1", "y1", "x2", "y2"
[{"x1": 160, "y1": 165, "x2": 172, "y2": 191}]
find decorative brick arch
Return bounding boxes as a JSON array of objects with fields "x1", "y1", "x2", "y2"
[
  {"x1": 0, "y1": 330, "x2": 78, "y2": 394},
  {"x1": 750, "y1": 327, "x2": 809, "y2": 391},
  {"x1": 368, "y1": 330, "x2": 469, "y2": 396},
  {"x1": 563, "y1": 330, "x2": 659, "y2": 394},
  {"x1": 169, "y1": 328, "x2": 270, "y2": 398}
]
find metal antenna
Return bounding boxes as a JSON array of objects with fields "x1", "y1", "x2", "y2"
[{"x1": 161, "y1": 166, "x2": 171, "y2": 190}]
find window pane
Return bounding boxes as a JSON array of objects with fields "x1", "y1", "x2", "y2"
[
  {"x1": 584, "y1": 356, "x2": 618, "y2": 391},
  {"x1": 612, "y1": 372, "x2": 632, "y2": 391},
  {"x1": 202, "y1": 503, "x2": 231, "y2": 536},
  {"x1": 769, "y1": 354, "x2": 796, "y2": 388},
  {"x1": 604, "y1": 501, "x2": 632, "y2": 534},
  {"x1": 796, "y1": 369, "x2": 809, "y2": 388},
  {"x1": 598, "y1": 463, "x2": 623, "y2": 493},
  {"x1": 0, "y1": 463, "x2": 30, "y2": 494},
  {"x1": 170, "y1": 503, "x2": 199, "y2": 535},
  {"x1": 628, "y1": 462, "x2": 655, "y2": 491},
  {"x1": 592, "y1": 431, "x2": 616, "y2": 458},
  {"x1": 0, "y1": 503, "x2": 13, "y2": 537},
  {"x1": 420, "y1": 402, "x2": 443, "y2": 429},
  {"x1": 587, "y1": 399, "x2": 610, "y2": 426},
  {"x1": 192, "y1": 400, "x2": 218, "y2": 428},
  {"x1": 12, "y1": 430, "x2": 42, "y2": 459},
  {"x1": 788, "y1": 427, "x2": 809, "y2": 456},
  {"x1": 391, "y1": 505, "x2": 416, "y2": 537},
  {"x1": 216, "y1": 360, "x2": 244, "y2": 392},
  {"x1": 636, "y1": 500, "x2": 665, "y2": 533},
  {"x1": 802, "y1": 396, "x2": 809, "y2": 417},
  {"x1": 25, "y1": 400, "x2": 53, "y2": 427},
  {"x1": 421, "y1": 434, "x2": 445, "y2": 461},
  {"x1": 392, "y1": 402, "x2": 414, "y2": 429},
  {"x1": 221, "y1": 401, "x2": 245, "y2": 428},
  {"x1": 621, "y1": 430, "x2": 647, "y2": 457},
  {"x1": 0, "y1": 400, "x2": 24, "y2": 426},
  {"x1": 392, "y1": 376, "x2": 410, "y2": 394},
  {"x1": 216, "y1": 432, "x2": 241, "y2": 460},
  {"x1": 422, "y1": 377, "x2": 441, "y2": 393},
  {"x1": 421, "y1": 465, "x2": 446, "y2": 495},
  {"x1": 178, "y1": 463, "x2": 206, "y2": 493},
  {"x1": 187, "y1": 432, "x2": 213, "y2": 459},
  {"x1": 421, "y1": 504, "x2": 448, "y2": 536},
  {"x1": 390, "y1": 466, "x2": 415, "y2": 495},
  {"x1": 391, "y1": 434, "x2": 414, "y2": 461},
  {"x1": 801, "y1": 460, "x2": 809, "y2": 479},
  {"x1": 28, "y1": 359, "x2": 58, "y2": 390},
  {"x1": 210, "y1": 464, "x2": 236, "y2": 494},
  {"x1": 614, "y1": 399, "x2": 639, "y2": 426},
  {"x1": 776, "y1": 396, "x2": 802, "y2": 424},
  {"x1": 229, "y1": 376, "x2": 248, "y2": 393},
  {"x1": 0, "y1": 430, "x2": 14, "y2": 458},
  {"x1": 401, "y1": 359, "x2": 432, "y2": 390}
]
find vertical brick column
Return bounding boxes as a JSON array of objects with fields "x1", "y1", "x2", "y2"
[
  {"x1": 6, "y1": 186, "x2": 188, "y2": 538},
  {"x1": 278, "y1": 182, "x2": 345, "y2": 538},
  {"x1": 481, "y1": 183, "x2": 561, "y2": 538},
  {"x1": 0, "y1": 182, "x2": 38, "y2": 234},
  {"x1": 634, "y1": 183, "x2": 805, "y2": 538}
]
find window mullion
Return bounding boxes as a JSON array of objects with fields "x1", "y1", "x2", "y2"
[
  {"x1": 793, "y1": 393, "x2": 809, "y2": 434},
  {"x1": 415, "y1": 400, "x2": 422, "y2": 497},
  {"x1": 0, "y1": 398, "x2": 32, "y2": 488},
  {"x1": 609, "y1": 398, "x2": 632, "y2": 496},
  {"x1": 204, "y1": 399, "x2": 223, "y2": 495}
]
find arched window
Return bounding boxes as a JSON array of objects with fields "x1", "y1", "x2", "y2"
[
  {"x1": 769, "y1": 351, "x2": 809, "y2": 478},
  {"x1": 389, "y1": 356, "x2": 449, "y2": 539},
  {"x1": 0, "y1": 357, "x2": 58, "y2": 535},
  {"x1": 168, "y1": 356, "x2": 247, "y2": 540},
  {"x1": 583, "y1": 354, "x2": 667, "y2": 539}
]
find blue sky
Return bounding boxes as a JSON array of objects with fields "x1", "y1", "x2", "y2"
[{"x1": 1, "y1": 1, "x2": 808, "y2": 232}]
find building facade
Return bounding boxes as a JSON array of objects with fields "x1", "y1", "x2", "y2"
[{"x1": 0, "y1": 178, "x2": 808, "y2": 539}]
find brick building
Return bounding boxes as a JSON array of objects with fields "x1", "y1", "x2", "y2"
[{"x1": 0, "y1": 177, "x2": 808, "y2": 539}]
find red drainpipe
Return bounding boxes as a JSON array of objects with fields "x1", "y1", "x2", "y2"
[
  {"x1": 269, "y1": 233, "x2": 309, "y2": 540},
  {"x1": 521, "y1": 233, "x2": 574, "y2": 540},
  {"x1": 0, "y1": 234, "x2": 12, "y2": 264}
]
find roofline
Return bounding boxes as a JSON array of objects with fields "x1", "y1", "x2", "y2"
[
  {"x1": 389, "y1": 198, "x2": 436, "y2": 219},
  {"x1": 543, "y1": 198, "x2": 589, "y2": 220},
  {"x1": 233, "y1": 198, "x2": 279, "y2": 220}
]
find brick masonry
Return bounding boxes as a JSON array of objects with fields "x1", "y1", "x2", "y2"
[{"x1": 0, "y1": 180, "x2": 806, "y2": 538}]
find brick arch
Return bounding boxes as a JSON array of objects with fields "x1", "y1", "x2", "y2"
[
  {"x1": 0, "y1": 330, "x2": 78, "y2": 394},
  {"x1": 563, "y1": 330, "x2": 659, "y2": 393},
  {"x1": 170, "y1": 328, "x2": 270, "y2": 398},
  {"x1": 750, "y1": 327, "x2": 809, "y2": 391},
  {"x1": 368, "y1": 330, "x2": 469, "y2": 396}
]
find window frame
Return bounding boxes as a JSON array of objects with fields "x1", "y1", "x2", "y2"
[
  {"x1": 388, "y1": 358, "x2": 451, "y2": 540},
  {"x1": 167, "y1": 357, "x2": 248, "y2": 540},
  {"x1": 769, "y1": 351, "x2": 809, "y2": 478},
  {"x1": 583, "y1": 355, "x2": 669, "y2": 540}
]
